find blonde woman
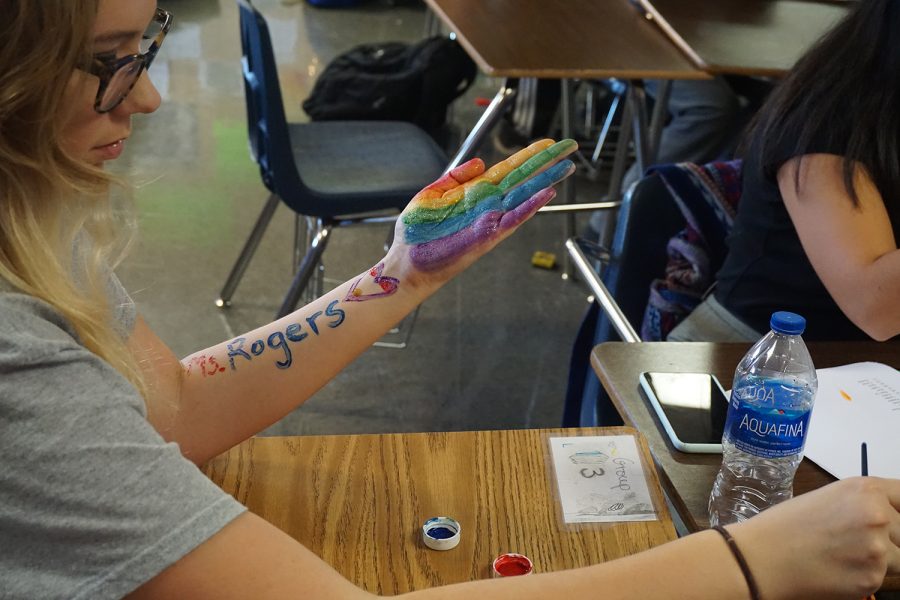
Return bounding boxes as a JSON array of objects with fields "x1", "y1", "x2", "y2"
[{"x1": 0, "y1": 2, "x2": 898, "y2": 600}]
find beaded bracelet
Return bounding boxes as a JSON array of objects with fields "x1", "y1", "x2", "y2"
[{"x1": 712, "y1": 525, "x2": 761, "y2": 600}]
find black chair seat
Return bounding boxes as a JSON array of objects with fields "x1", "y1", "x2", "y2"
[
  {"x1": 219, "y1": 0, "x2": 450, "y2": 318},
  {"x1": 289, "y1": 121, "x2": 447, "y2": 216}
]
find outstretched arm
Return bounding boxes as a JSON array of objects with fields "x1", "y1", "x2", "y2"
[
  {"x1": 130, "y1": 140, "x2": 577, "y2": 463},
  {"x1": 779, "y1": 154, "x2": 900, "y2": 340},
  {"x1": 128, "y1": 476, "x2": 900, "y2": 599}
]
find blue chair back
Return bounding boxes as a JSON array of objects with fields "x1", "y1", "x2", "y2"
[
  {"x1": 597, "y1": 173, "x2": 685, "y2": 344},
  {"x1": 223, "y1": 0, "x2": 448, "y2": 317},
  {"x1": 562, "y1": 175, "x2": 683, "y2": 427},
  {"x1": 237, "y1": 0, "x2": 306, "y2": 207},
  {"x1": 563, "y1": 161, "x2": 743, "y2": 427}
]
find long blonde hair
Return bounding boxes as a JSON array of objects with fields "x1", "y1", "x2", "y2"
[{"x1": 0, "y1": 1, "x2": 146, "y2": 395}]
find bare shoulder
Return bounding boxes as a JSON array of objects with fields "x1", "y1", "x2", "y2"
[{"x1": 778, "y1": 153, "x2": 881, "y2": 211}]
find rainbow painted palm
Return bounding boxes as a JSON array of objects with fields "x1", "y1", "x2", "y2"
[{"x1": 402, "y1": 139, "x2": 577, "y2": 271}]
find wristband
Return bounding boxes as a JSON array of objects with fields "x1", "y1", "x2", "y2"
[{"x1": 712, "y1": 525, "x2": 761, "y2": 600}]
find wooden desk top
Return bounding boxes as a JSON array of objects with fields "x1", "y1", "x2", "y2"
[
  {"x1": 424, "y1": 0, "x2": 707, "y2": 79},
  {"x1": 592, "y1": 341, "x2": 900, "y2": 590},
  {"x1": 202, "y1": 427, "x2": 677, "y2": 594},
  {"x1": 641, "y1": 0, "x2": 851, "y2": 76}
]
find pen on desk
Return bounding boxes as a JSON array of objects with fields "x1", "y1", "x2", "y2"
[
  {"x1": 861, "y1": 442, "x2": 868, "y2": 477},
  {"x1": 858, "y1": 451, "x2": 875, "y2": 600}
]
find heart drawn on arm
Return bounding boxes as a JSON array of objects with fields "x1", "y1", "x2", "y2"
[{"x1": 344, "y1": 262, "x2": 400, "y2": 302}]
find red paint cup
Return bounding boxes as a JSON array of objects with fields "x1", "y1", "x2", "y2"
[{"x1": 491, "y1": 553, "x2": 534, "y2": 577}]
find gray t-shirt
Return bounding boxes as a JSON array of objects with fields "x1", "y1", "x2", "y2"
[{"x1": 0, "y1": 277, "x2": 246, "y2": 599}]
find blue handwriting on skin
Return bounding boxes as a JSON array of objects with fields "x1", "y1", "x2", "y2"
[
  {"x1": 325, "y1": 300, "x2": 345, "y2": 327},
  {"x1": 227, "y1": 300, "x2": 346, "y2": 370}
]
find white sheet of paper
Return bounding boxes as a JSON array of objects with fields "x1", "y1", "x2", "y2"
[
  {"x1": 804, "y1": 362, "x2": 900, "y2": 479},
  {"x1": 549, "y1": 435, "x2": 657, "y2": 523}
]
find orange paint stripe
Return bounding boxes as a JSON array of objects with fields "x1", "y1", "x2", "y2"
[{"x1": 412, "y1": 139, "x2": 555, "y2": 210}]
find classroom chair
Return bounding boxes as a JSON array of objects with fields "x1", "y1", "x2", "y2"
[
  {"x1": 217, "y1": 0, "x2": 448, "y2": 318},
  {"x1": 564, "y1": 160, "x2": 742, "y2": 427}
]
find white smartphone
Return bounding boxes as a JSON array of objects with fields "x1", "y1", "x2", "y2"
[{"x1": 638, "y1": 372, "x2": 730, "y2": 453}]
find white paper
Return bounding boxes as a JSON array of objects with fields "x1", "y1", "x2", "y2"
[
  {"x1": 549, "y1": 435, "x2": 657, "y2": 523},
  {"x1": 804, "y1": 362, "x2": 900, "y2": 479}
]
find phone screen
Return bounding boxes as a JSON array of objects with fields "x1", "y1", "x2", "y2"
[{"x1": 640, "y1": 372, "x2": 729, "y2": 446}]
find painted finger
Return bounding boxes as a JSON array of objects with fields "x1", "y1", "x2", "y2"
[
  {"x1": 404, "y1": 147, "x2": 576, "y2": 227},
  {"x1": 414, "y1": 139, "x2": 555, "y2": 210},
  {"x1": 497, "y1": 138, "x2": 578, "y2": 193},
  {"x1": 500, "y1": 159, "x2": 575, "y2": 211},
  {"x1": 447, "y1": 158, "x2": 487, "y2": 184},
  {"x1": 403, "y1": 192, "x2": 502, "y2": 244},
  {"x1": 404, "y1": 159, "x2": 573, "y2": 244},
  {"x1": 409, "y1": 158, "x2": 485, "y2": 205},
  {"x1": 498, "y1": 187, "x2": 556, "y2": 232},
  {"x1": 403, "y1": 178, "x2": 502, "y2": 227},
  {"x1": 480, "y1": 138, "x2": 557, "y2": 185}
]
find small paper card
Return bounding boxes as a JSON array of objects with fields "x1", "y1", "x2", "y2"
[{"x1": 549, "y1": 435, "x2": 657, "y2": 523}]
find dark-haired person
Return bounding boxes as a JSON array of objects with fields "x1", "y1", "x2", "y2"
[
  {"x1": 668, "y1": 0, "x2": 900, "y2": 343},
  {"x1": 1, "y1": 1, "x2": 898, "y2": 599}
]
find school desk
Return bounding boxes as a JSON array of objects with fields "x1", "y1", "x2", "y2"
[
  {"x1": 591, "y1": 341, "x2": 900, "y2": 590},
  {"x1": 424, "y1": 0, "x2": 708, "y2": 277},
  {"x1": 202, "y1": 427, "x2": 677, "y2": 593},
  {"x1": 424, "y1": 0, "x2": 847, "y2": 277},
  {"x1": 638, "y1": 0, "x2": 851, "y2": 77}
]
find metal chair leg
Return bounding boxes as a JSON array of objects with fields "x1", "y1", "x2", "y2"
[
  {"x1": 216, "y1": 193, "x2": 280, "y2": 308},
  {"x1": 303, "y1": 218, "x2": 326, "y2": 303},
  {"x1": 446, "y1": 81, "x2": 516, "y2": 171},
  {"x1": 292, "y1": 214, "x2": 309, "y2": 273},
  {"x1": 374, "y1": 304, "x2": 420, "y2": 349},
  {"x1": 294, "y1": 216, "x2": 319, "y2": 305},
  {"x1": 560, "y1": 78, "x2": 577, "y2": 280},
  {"x1": 592, "y1": 90, "x2": 622, "y2": 165},
  {"x1": 383, "y1": 223, "x2": 395, "y2": 253},
  {"x1": 565, "y1": 237, "x2": 640, "y2": 343},
  {"x1": 277, "y1": 220, "x2": 332, "y2": 318}
]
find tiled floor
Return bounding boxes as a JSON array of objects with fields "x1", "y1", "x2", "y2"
[{"x1": 116, "y1": 0, "x2": 606, "y2": 435}]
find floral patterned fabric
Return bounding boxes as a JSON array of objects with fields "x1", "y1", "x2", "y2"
[{"x1": 640, "y1": 160, "x2": 743, "y2": 340}]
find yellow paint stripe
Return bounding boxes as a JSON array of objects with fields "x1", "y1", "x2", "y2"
[{"x1": 413, "y1": 139, "x2": 555, "y2": 210}]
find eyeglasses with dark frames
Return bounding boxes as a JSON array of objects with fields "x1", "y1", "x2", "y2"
[{"x1": 87, "y1": 7, "x2": 173, "y2": 113}]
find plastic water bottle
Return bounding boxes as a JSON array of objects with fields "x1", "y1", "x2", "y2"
[{"x1": 708, "y1": 311, "x2": 818, "y2": 526}]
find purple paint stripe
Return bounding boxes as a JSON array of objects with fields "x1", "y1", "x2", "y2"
[
  {"x1": 409, "y1": 188, "x2": 556, "y2": 272},
  {"x1": 499, "y1": 187, "x2": 556, "y2": 230}
]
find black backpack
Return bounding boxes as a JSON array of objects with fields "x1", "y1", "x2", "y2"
[{"x1": 301, "y1": 36, "x2": 477, "y2": 138}]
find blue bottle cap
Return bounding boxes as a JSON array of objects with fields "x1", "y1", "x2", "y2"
[
  {"x1": 770, "y1": 311, "x2": 806, "y2": 335},
  {"x1": 422, "y1": 516, "x2": 461, "y2": 550}
]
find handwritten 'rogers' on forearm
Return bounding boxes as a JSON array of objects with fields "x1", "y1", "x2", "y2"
[{"x1": 184, "y1": 299, "x2": 347, "y2": 377}]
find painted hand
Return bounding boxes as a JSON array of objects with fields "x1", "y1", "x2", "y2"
[
  {"x1": 389, "y1": 138, "x2": 576, "y2": 286},
  {"x1": 345, "y1": 139, "x2": 577, "y2": 302},
  {"x1": 402, "y1": 138, "x2": 576, "y2": 271}
]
